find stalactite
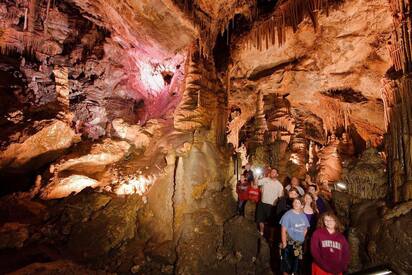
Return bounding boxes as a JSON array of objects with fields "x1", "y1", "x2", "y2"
[
  {"x1": 247, "y1": 0, "x2": 330, "y2": 50},
  {"x1": 28, "y1": 0, "x2": 38, "y2": 33},
  {"x1": 254, "y1": 91, "x2": 268, "y2": 144},
  {"x1": 23, "y1": 8, "x2": 28, "y2": 31},
  {"x1": 54, "y1": 65, "x2": 71, "y2": 122},
  {"x1": 44, "y1": 0, "x2": 52, "y2": 34}
]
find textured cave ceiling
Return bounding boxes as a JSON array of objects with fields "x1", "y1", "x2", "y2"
[{"x1": 0, "y1": 0, "x2": 391, "y2": 147}]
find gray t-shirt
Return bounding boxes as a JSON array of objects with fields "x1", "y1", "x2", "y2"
[{"x1": 280, "y1": 209, "x2": 310, "y2": 242}]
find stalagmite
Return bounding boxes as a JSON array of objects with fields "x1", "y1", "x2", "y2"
[{"x1": 254, "y1": 91, "x2": 268, "y2": 143}]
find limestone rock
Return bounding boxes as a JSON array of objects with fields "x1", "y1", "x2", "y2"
[
  {"x1": 342, "y1": 147, "x2": 387, "y2": 200},
  {"x1": 40, "y1": 175, "x2": 101, "y2": 200},
  {"x1": 112, "y1": 119, "x2": 160, "y2": 150},
  {"x1": 0, "y1": 223, "x2": 29, "y2": 249},
  {"x1": 223, "y1": 216, "x2": 271, "y2": 274},
  {"x1": 231, "y1": 0, "x2": 391, "y2": 143},
  {"x1": 0, "y1": 194, "x2": 47, "y2": 224},
  {"x1": 53, "y1": 139, "x2": 131, "y2": 175},
  {"x1": 66, "y1": 193, "x2": 141, "y2": 260},
  {"x1": 370, "y1": 212, "x2": 412, "y2": 273},
  {"x1": 7, "y1": 260, "x2": 111, "y2": 275},
  {"x1": 0, "y1": 120, "x2": 77, "y2": 172}
]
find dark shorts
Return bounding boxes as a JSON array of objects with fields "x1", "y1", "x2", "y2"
[{"x1": 256, "y1": 202, "x2": 275, "y2": 224}]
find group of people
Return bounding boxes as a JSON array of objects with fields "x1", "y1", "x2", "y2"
[{"x1": 236, "y1": 164, "x2": 350, "y2": 275}]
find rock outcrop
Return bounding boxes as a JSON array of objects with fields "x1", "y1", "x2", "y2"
[{"x1": 0, "y1": 120, "x2": 78, "y2": 172}]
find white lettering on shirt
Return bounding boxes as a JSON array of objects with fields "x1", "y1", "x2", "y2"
[{"x1": 321, "y1": 240, "x2": 342, "y2": 250}]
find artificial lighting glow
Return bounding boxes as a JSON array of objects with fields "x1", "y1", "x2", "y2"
[
  {"x1": 334, "y1": 181, "x2": 348, "y2": 191},
  {"x1": 289, "y1": 153, "x2": 301, "y2": 165},
  {"x1": 138, "y1": 61, "x2": 176, "y2": 94},
  {"x1": 254, "y1": 167, "x2": 263, "y2": 176},
  {"x1": 372, "y1": 272, "x2": 393, "y2": 275},
  {"x1": 115, "y1": 175, "x2": 154, "y2": 195}
]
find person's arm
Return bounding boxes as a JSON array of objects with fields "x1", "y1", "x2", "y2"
[
  {"x1": 299, "y1": 186, "x2": 305, "y2": 196},
  {"x1": 310, "y1": 230, "x2": 322, "y2": 263},
  {"x1": 281, "y1": 225, "x2": 287, "y2": 249},
  {"x1": 303, "y1": 228, "x2": 308, "y2": 239}
]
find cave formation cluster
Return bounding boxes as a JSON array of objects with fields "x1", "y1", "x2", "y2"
[{"x1": 0, "y1": 0, "x2": 412, "y2": 274}]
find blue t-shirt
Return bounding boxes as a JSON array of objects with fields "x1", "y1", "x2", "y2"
[{"x1": 280, "y1": 209, "x2": 310, "y2": 242}]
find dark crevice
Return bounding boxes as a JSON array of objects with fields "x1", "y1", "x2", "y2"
[
  {"x1": 321, "y1": 87, "x2": 368, "y2": 103},
  {"x1": 248, "y1": 58, "x2": 298, "y2": 80},
  {"x1": 172, "y1": 156, "x2": 180, "y2": 274}
]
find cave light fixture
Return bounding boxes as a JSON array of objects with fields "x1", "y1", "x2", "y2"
[
  {"x1": 334, "y1": 181, "x2": 348, "y2": 192},
  {"x1": 254, "y1": 167, "x2": 263, "y2": 177}
]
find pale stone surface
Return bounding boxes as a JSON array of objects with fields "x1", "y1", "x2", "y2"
[
  {"x1": 40, "y1": 175, "x2": 101, "y2": 200},
  {"x1": 55, "y1": 139, "x2": 131, "y2": 174},
  {"x1": 0, "y1": 120, "x2": 78, "y2": 171},
  {"x1": 112, "y1": 119, "x2": 160, "y2": 150}
]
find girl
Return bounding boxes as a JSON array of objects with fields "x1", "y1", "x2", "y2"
[
  {"x1": 302, "y1": 192, "x2": 319, "y2": 274},
  {"x1": 303, "y1": 193, "x2": 319, "y2": 230},
  {"x1": 310, "y1": 212, "x2": 350, "y2": 275},
  {"x1": 279, "y1": 197, "x2": 310, "y2": 275}
]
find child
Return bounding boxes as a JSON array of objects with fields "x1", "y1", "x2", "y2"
[
  {"x1": 276, "y1": 187, "x2": 299, "y2": 223},
  {"x1": 279, "y1": 197, "x2": 310, "y2": 275},
  {"x1": 302, "y1": 192, "x2": 319, "y2": 273},
  {"x1": 310, "y1": 212, "x2": 350, "y2": 275},
  {"x1": 247, "y1": 179, "x2": 261, "y2": 203},
  {"x1": 236, "y1": 174, "x2": 249, "y2": 216},
  {"x1": 303, "y1": 193, "x2": 319, "y2": 231}
]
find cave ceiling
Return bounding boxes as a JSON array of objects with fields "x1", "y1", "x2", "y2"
[
  {"x1": 0, "y1": 0, "x2": 392, "y2": 145},
  {"x1": 229, "y1": 0, "x2": 392, "y2": 145}
]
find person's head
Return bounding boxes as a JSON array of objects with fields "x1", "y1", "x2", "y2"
[
  {"x1": 240, "y1": 174, "x2": 246, "y2": 182},
  {"x1": 317, "y1": 212, "x2": 344, "y2": 233},
  {"x1": 291, "y1": 177, "x2": 300, "y2": 187},
  {"x1": 304, "y1": 193, "x2": 318, "y2": 213},
  {"x1": 245, "y1": 163, "x2": 251, "y2": 170},
  {"x1": 269, "y1": 168, "x2": 278, "y2": 179},
  {"x1": 303, "y1": 193, "x2": 313, "y2": 204},
  {"x1": 264, "y1": 166, "x2": 271, "y2": 177},
  {"x1": 288, "y1": 187, "x2": 299, "y2": 199},
  {"x1": 252, "y1": 178, "x2": 258, "y2": 187},
  {"x1": 307, "y1": 184, "x2": 318, "y2": 195},
  {"x1": 292, "y1": 197, "x2": 304, "y2": 211}
]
